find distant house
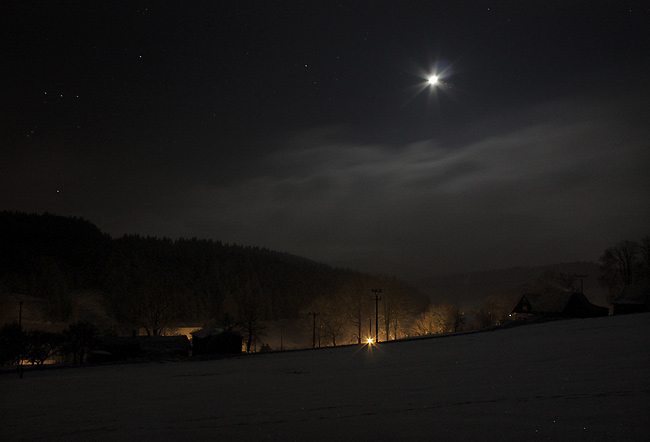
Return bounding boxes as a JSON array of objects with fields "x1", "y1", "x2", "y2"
[
  {"x1": 99, "y1": 335, "x2": 191, "y2": 361},
  {"x1": 191, "y1": 327, "x2": 243, "y2": 356},
  {"x1": 512, "y1": 292, "x2": 608, "y2": 319},
  {"x1": 610, "y1": 282, "x2": 650, "y2": 315}
]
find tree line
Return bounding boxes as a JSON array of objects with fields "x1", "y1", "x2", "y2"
[
  {"x1": 0, "y1": 211, "x2": 428, "y2": 349},
  {"x1": 3, "y1": 211, "x2": 644, "y2": 361},
  {"x1": 0, "y1": 321, "x2": 98, "y2": 366}
]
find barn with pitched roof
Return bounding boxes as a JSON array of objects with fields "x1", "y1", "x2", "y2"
[{"x1": 512, "y1": 292, "x2": 608, "y2": 318}]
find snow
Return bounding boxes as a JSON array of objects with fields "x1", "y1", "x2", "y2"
[{"x1": 2, "y1": 314, "x2": 649, "y2": 441}]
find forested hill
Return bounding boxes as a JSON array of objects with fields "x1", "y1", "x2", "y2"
[{"x1": 0, "y1": 211, "x2": 427, "y2": 326}]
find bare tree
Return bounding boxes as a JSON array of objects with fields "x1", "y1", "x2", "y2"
[
  {"x1": 343, "y1": 278, "x2": 369, "y2": 344},
  {"x1": 309, "y1": 295, "x2": 347, "y2": 347},
  {"x1": 236, "y1": 277, "x2": 267, "y2": 353},
  {"x1": 599, "y1": 240, "x2": 640, "y2": 302},
  {"x1": 640, "y1": 236, "x2": 650, "y2": 283},
  {"x1": 411, "y1": 305, "x2": 442, "y2": 336},
  {"x1": 378, "y1": 278, "x2": 426, "y2": 340},
  {"x1": 61, "y1": 322, "x2": 97, "y2": 365},
  {"x1": 411, "y1": 303, "x2": 460, "y2": 336},
  {"x1": 472, "y1": 293, "x2": 517, "y2": 329},
  {"x1": 383, "y1": 293, "x2": 392, "y2": 341},
  {"x1": 132, "y1": 279, "x2": 178, "y2": 336},
  {"x1": 443, "y1": 303, "x2": 463, "y2": 332},
  {"x1": 237, "y1": 296, "x2": 265, "y2": 353},
  {"x1": 25, "y1": 330, "x2": 61, "y2": 365}
]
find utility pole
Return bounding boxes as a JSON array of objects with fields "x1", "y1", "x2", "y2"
[
  {"x1": 371, "y1": 289, "x2": 382, "y2": 343},
  {"x1": 18, "y1": 301, "x2": 23, "y2": 379},
  {"x1": 308, "y1": 312, "x2": 319, "y2": 349},
  {"x1": 573, "y1": 274, "x2": 588, "y2": 294}
]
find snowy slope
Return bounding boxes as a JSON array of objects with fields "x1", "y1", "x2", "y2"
[{"x1": 2, "y1": 313, "x2": 649, "y2": 442}]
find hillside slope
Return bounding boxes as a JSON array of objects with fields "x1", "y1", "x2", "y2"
[
  {"x1": 2, "y1": 313, "x2": 648, "y2": 441},
  {"x1": 1, "y1": 211, "x2": 427, "y2": 327},
  {"x1": 415, "y1": 261, "x2": 608, "y2": 310}
]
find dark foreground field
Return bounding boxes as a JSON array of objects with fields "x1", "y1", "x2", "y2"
[{"x1": 2, "y1": 313, "x2": 649, "y2": 441}]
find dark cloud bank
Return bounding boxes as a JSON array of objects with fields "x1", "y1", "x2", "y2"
[{"x1": 7, "y1": 91, "x2": 646, "y2": 280}]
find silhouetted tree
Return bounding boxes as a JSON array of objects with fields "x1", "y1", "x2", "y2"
[
  {"x1": 25, "y1": 330, "x2": 61, "y2": 364},
  {"x1": 640, "y1": 236, "x2": 650, "y2": 283},
  {"x1": 411, "y1": 305, "x2": 441, "y2": 336},
  {"x1": 446, "y1": 303, "x2": 463, "y2": 332},
  {"x1": 379, "y1": 277, "x2": 427, "y2": 340},
  {"x1": 599, "y1": 240, "x2": 641, "y2": 302},
  {"x1": 383, "y1": 293, "x2": 392, "y2": 341},
  {"x1": 344, "y1": 278, "x2": 370, "y2": 344},
  {"x1": 411, "y1": 303, "x2": 461, "y2": 335},
  {"x1": 61, "y1": 322, "x2": 97, "y2": 365},
  {"x1": 236, "y1": 277, "x2": 267, "y2": 353},
  {"x1": 132, "y1": 281, "x2": 178, "y2": 336},
  {"x1": 220, "y1": 312, "x2": 237, "y2": 332},
  {"x1": 472, "y1": 293, "x2": 516, "y2": 329},
  {"x1": 312, "y1": 295, "x2": 347, "y2": 347},
  {"x1": 0, "y1": 323, "x2": 24, "y2": 366}
]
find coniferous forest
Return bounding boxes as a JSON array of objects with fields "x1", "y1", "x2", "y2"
[{"x1": 0, "y1": 211, "x2": 428, "y2": 338}]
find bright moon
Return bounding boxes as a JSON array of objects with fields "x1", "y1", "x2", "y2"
[{"x1": 428, "y1": 75, "x2": 439, "y2": 85}]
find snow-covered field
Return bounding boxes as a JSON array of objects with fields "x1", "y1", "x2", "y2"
[{"x1": 3, "y1": 313, "x2": 649, "y2": 441}]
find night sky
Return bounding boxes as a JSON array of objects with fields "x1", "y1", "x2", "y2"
[{"x1": 3, "y1": 1, "x2": 649, "y2": 279}]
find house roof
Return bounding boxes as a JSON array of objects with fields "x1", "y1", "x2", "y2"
[
  {"x1": 103, "y1": 335, "x2": 190, "y2": 351},
  {"x1": 513, "y1": 291, "x2": 609, "y2": 317},
  {"x1": 191, "y1": 327, "x2": 225, "y2": 339},
  {"x1": 139, "y1": 335, "x2": 190, "y2": 351},
  {"x1": 521, "y1": 292, "x2": 576, "y2": 313}
]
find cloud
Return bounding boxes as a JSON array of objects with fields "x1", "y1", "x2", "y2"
[
  {"x1": 8, "y1": 92, "x2": 645, "y2": 278},
  {"x1": 174, "y1": 94, "x2": 648, "y2": 277}
]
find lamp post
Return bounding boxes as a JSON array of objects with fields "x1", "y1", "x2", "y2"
[
  {"x1": 371, "y1": 289, "x2": 382, "y2": 343},
  {"x1": 573, "y1": 274, "x2": 588, "y2": 294}
]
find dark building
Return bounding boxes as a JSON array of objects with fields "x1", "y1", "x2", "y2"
[
  {"x1": 512, "y1": 292, "x2": 608, "y2": 319},
  {"x1": 191, "y1": 328, "x2": 243, "y2": 356},
  {"x1": 98, "y1": 335, "x2": 191, "y2": 361},
  {"x1": 610, "y1": 282, "x2": 650, "y2": 315}
]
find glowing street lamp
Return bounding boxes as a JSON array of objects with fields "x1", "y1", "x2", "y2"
[{"x1": 366, "y1": 337, "x2": 374, "y2": 345}]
